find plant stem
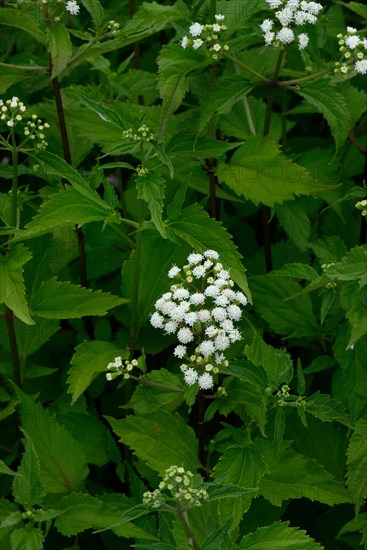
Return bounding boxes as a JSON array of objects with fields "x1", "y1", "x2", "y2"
[
  {"x1": 0, "y1": 61, "x2": 48, "y2": 71},
  {"x1": 262, "y1": 49, "x2": 285, "y2": 273},
  {"x1": 279, "y1": 67, "x2": 330, "y2": 86},
  {"x1": 224, "y1": 53, "x2": 270, "y2": 83},
  {"x1": 233, "y1": 61, "x2": 256, "y2": 135},
  {"x1": 177, "y1": 508, "x2": 200, "y2": 550},
  {"x1": 10, "y1": 130, "x2": 18, "y2": 228},
  {"x1": 128, "y1": 201, "x2": 144, "y2": 356}
]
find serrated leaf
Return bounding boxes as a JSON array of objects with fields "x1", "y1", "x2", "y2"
[
  {"x1": 35, "y1": 150, "x2": 95, "y2": 195},
  {"x1": 245, "y1": 337, "x2": 293, "y2": 388},
  {"x1": 347, "y1": 417, "x2": 367, "y2": 511},
  {"x1": 30, "y1": 277, "x2": 126, "y2": 319},
  {"x1": 12, "y1": 432, "x2": 44, "y2": 508},
  {"x1": 275, "y1": 201, "x2": 311, "y2": 251},
  {"x1": 135, "y1": 174, "x2": 166, "y2": 238},
  {"x1": 297, "y1": 79, "x2": 351, "y2": 148},
  {"x1": 106, "y1": 410, "x2": 200, "y2": 474},
  {"x1": 256, "y1": 439, "x2": 350, "y2": 506},
  {"x1": 126, "y1": 369, "x2": 184, "y2": 414},
  {"x1": 79, "y1": 0, "x2": 103, "y2": 28},
  {"x1": 0, "y1": 460, "x2": 19, "y2": 477},
  {"x1": 166, "y1": 132, "x2": 242, "y2": 159},
  {"x1": 271, "y1": 263, "x2": 319, "y2": 281},
  {"x1": 250, "y1": 275, "x2": 320, "y2": 338},
  {"x1": 75, "y1": 90, "x2": 125, "y2": 129},
  {"x1": 48, "y1": 23, "x2": 72, "y2": 78},
  {"x1": 339, "y1": 282, "x2": 367, "y2": 347},
  {"x1": 67, "y1": 340, "x2": 124, "y2": 405},
  {"x1": 0, "y1": 245, "x2": 34, "y2": 325},
  {"x1": 168, "y1": 203, "x2": 251, "y2": 300},
  {"x1": 55, "y1": 493, "x2": 155, "y2": 540},
  {"x1": 217, "y1": 136, "x2": 335, "y2": 206},
  {"x1": 238, "y1": 520, "x2": 324, "y2": 549},
  {"x1": 213, "y1": 444, "x2": 268, "y2": 528},
  {"x1": 16, "y1": 189, "x2": 109, "y2": 241},
  {"x1": 199, "y1": 75, "x2": 254, "y2": 133},
  {"x1": 336, "y1": 1, "x2": 367, "y2": 19},
  {"x1": 17, "y1": 391, "x2": 88, "y2": 494},
  {"x1": 10, "y1": 527, "x2": 44, "y2": 550},
  {"x1": 0, "y1": 8, "x2": 46, "y2": 44},
  {"x1": 305, "y1": 392, "x2": 352, "y2": 428}
]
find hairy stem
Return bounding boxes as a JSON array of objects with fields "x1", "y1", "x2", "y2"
[
  {"x1": 224, "y1": 53, "x2": 270, "y2": 82},
  {"x1": 177, "y1": 508, "x2": 200, "y2": 550}
]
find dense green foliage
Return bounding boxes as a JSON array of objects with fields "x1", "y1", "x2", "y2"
[{"x1": 0, "y1": 0, "x2": 366, "y2": 548}]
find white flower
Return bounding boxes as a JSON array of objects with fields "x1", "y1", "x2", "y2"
[
  {"x1": 260, "y1": 19, "x2": 274, "y2": 33},
  {"x1": 187, "y1": 252, "x2": 203, "y2": 265},
  {"x1": 204, "y1": 285, "x2": 220, "y2": 298},
  {"x1": 213, "y1": 23, "x2": 221, "y2": 32},
  {"x1": 66, "y1": 0, "x2": 80, "y2": 15},
  {"x1": 220, "y1": 319, "x2": 234, "y2": 332},
  {"x1": 161, "y1": 302, "x2": 176, "y2": 316},
  {"x1": 165, "y1": 321, "x2": 178, "y2": 334},
  {"x1": 227, "y1": 304, "x2": 242, "y2": 321},
  {"x1": 205, "y1": 325, "x2": 218, "y2": 338},
  {"x1": 287, "y1": 0, "x2": 300, "y2": 8},
  {"x1": 7, "y1": 120, "x2": 14, "y2": 127},
  {"x1": 347, "y1": 26, "x2": 357, "y2": 34},
  {"x1": 177, "y1": 327, "x2": 194, "y2": 343},
  {"x1": 304, "y1": 1, "x2": 322, "y2": 15},
  {"x1": 345, "y1": 35, "x2": 360, "y2": 49},
  {"x1": 190, "y1": 293, "x2": 205, "y2": 305},
  {"x1": 181, "y1": 35, "x2": 189, "y2": 48},
  {"x1": 184, "y1": 311, "x2": 197, "y2": 326},
  {"x1": 214, "y1": 295, "x2": 229, "y2": 307},
  {"x1": 204, "y1": 250, "x2": 219, "y2": 260},
  {"x1": 266, "y1": 0, "x2": 283, "y2": 8},
  {"x1": 184, "y1": 368, "x2": 198, "y2": 385},
  {"x1": 199, "y1": 340, "x2": 215, "y2": 357},
  {"x1": 355, "y1": 59, "x2": 367, "y2": 74},
  {"x1": 173, "y1": 288, "x2": 190, "y2": 301},
  {"x1": 212, "y1": 44, "x2": 221, "y2": 52},
  {"x1": 236, "y1": 291, "x2": 248, "y2": 305},
  {"x1": 276, "y1": 7, "x2": 294, "y2": 26},
  {"x1": 228, "y1": 328, "x2": 242, "y2": 342},
  {"x1": 298, "y1": 33, "x2": 309, "y2": 49},
  {"x1": 193, "y1": 39, "x2": 204, "y2": 49},
  {"x1": 192, "y1": 265, "x2": 206, "y2": 277},
  {"x1": 189, "y1": 22, "x2": 204, "y2": 37},
  {"x1": 196, "y1": 309, "x2": 211, "y2": 323},
  {"x1": 198, "y1": 372, "x2": 214, "y2": 390},
  {"x1": 276, "y1": 27, "x2": 295, "y2": 44},
  {"x1": 215, "y1": 353, "x2": 226, "y2": 364},
  {"x1": 212, "y1": 307, "x2": 227, "y2": 322},
  {"x1": 168, "y1": 265, "x2": 180, "y2": 278},
  {"x1": 264, "y1": 32, "x2": 275, "y2": 45},
  {"x1": 214, "y1": 14, "x2": 225, "y2": 21},
  {"x1": 214, "y1": 332, "x2": 230, "y2": 351},
  {"x1": 174, "y1": 345, "x2": 187, "y2": 358}
]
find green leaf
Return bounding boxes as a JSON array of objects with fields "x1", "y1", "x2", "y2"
[
  {"x1": 224, "y1": 379, "x2": 268, "y2": 434},
  {"x1": 17, "y1": 392, "x2": 89, "y2": 494},
  {"x1": 339, "y1": 282, "x2": 367, "y2": 347},
  {"x1": 275, "y1": 201, "x2": 311, "y2": 251},
  {"x1": 10, "y1": 527, "x2": 44, "y2": 550},
  {"x1": 245, "y1": 337, "x2": 293, "y2": 388},
  {"x1": 327, "y1": 246, "x2": 367, "y2": 282},
  {"x1": 126, "y1": 369, "x2": 184, "y2": 414},
  {"x1": 0, "y1": 8, "x2": 46, "y2": 44},
  {"x1": 75, "y1": 90, "x2": 126, "y2": 130},
  {"x1": 106, "y1": 410, "x2": 200, "y2": 474},
  {"x1": 12, "y1": 432, "x2": 44, "y2": 508},
  {"x1": 256, "y1": 439, "x2": 350, "y2": 506},
  {"x1": 0, "y1": 460, "x2": 19, "y2": 477},
  {"x1": 79, "y1": 0, "x2": 103, "y2": 28},
  {"x1": 168, "y1": 203, "x2": 251, "y2": 300},
  {"x1": 55, "y1": 493, "x2": 155, "y2": 540},
  {"x1": 201, "y1": 521, "x2": 233, "y2": 550},
  {"x1": 135, "y1": 174, "x2": 166, "y2": 238},
  {"x1": 217, "y1": 136, "x2": 335, "y2": 206},
  {"x1": 199, "y1": 75, "x2": 254, "y2": 133},
  {"x1": 297, "y1": 79, "x2": 351, "y2": 148},
  {"x1": 157, "y1": 44, "x2": 209, "y2": 140},
  {"x1": 0, "y1": 245, "x2": 34, "y2": 325},
  {"x1": 166, "y1": 132, "x2": 242, "y2": 159},
  {"x1": 271, "y1": 263, "x2": 319, "y2": 281},
  {"x1": 336, "y1": 1, "x2": 367, "y2": 19},
  {"x1": 30, "y1": 277, "x2": 125, "y2": 319},
  {"x1": 238, "y1": 521, "x2": 324, "y2": 549},
  {"x1": 250, "y1": 275, "x2": 320, "y2": 338},
  {"x1": 48, "y1": 23, "x2": 72, "y2": 78},
  {"x1": 35, "y1": 151, "x2": 96, "y2": 195},
  {"x1": 347, "y1": 417, "x2": 367, "y2": 511},
  {"x1": 305, "y1": 392, "x2": 352, "y2": 428},
  {"x1": 213, "y1": 444, "x2": 268, "y2": 528},
  {"x1": 67, "y1": 340, "x2": 124, "y2": 405}
]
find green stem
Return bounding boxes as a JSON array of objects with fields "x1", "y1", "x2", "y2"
[
  {"x1": 10, "y1": 130, "x2": 18, "y2": 229},
  {"x1": 233, "y1": 61, "x2": 256, "y2": 135},
  {"x1": 177, "y1": 508, "x2": 200, "y2": 550},
  {"x1": 128, "y1": 201, "x2": 144, "y2": 355},
  {"x1": 141, "y1": 378, "x2": 184, "y2": 393},
  {"x1": 224, "y1": 53, "x2": 270, "y2": 83},
  {"x1": 0, "y1": 61, "x2": 48, "y2": 71},
  {"x1": 279, "y1": 67, "x2": 330, "y2": 86}
]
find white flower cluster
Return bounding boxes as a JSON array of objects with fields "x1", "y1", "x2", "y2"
[
  {"x1": 143, "y1": 465, "x2": 208, "y2": 509},
  {"x1": 260, "y1": 0, "x2": 323, "y2": 50},
  {"x1": 0, "y1": 97, "x2": 26, "y2": 128},
  {"x1": 24, "y1": 114, "x2": 50, "y2": 150},
  {"x1": 335, "y1": 28, "x2": 367, "y2": 76},
  {"x1": 150, "y1": 250, "x2": 248, "y2": 391},
  {"x1": 122, "y1": 124, "x2": 154, "y2": 143},
  {"x1": 107, "y1": 20, "x2": 120, "y2": 36},
  {"x1": 356, "y1": 199, "x2": 367, "y2": 217},
  {"x1": 181, "y1": 14, "x2": 229, "y2": 60},
  {"x1": 106, "y1": 356, "x2": 138, "y2": 381},
  {"x1": 66, "y1": 0, "x2": 80, "y2": 15}
]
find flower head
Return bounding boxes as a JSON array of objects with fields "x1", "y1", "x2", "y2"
[{"x1": 66, "y1": 1, "x2": 80, "y2": 15}]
